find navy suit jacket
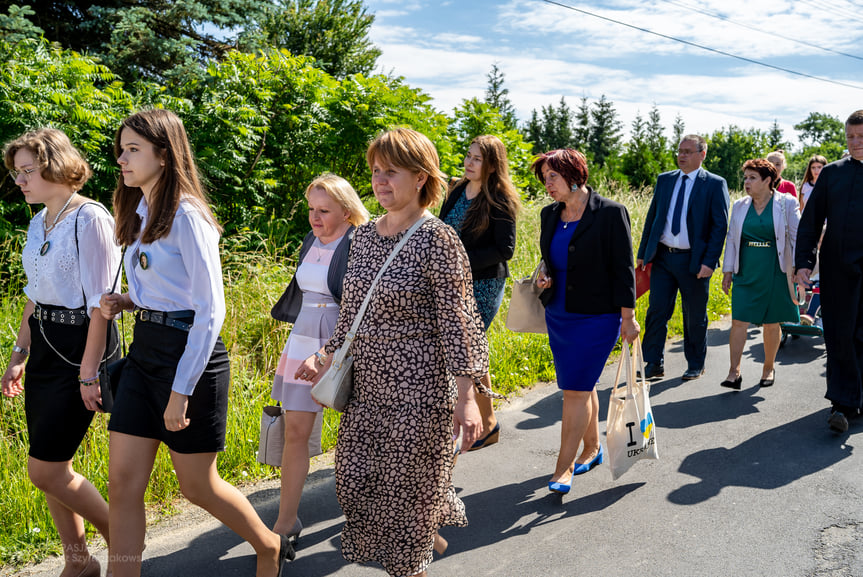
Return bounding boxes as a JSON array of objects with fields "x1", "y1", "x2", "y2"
[{"x1": 637, "y1": 167, "x2": 729, "y2": 275}]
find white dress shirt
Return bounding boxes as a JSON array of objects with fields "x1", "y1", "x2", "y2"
[
  {"x1": 126, "y1": 197, "x2": 225, "y2": 396},
  {"x1": 660, "y1": 168, "x2": 700, "y2": 249},
  {"x1": 23, "y1": 202, "x2": 121, "y2": 314}
]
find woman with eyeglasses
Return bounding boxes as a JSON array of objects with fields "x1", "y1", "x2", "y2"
[{"x1": 2, "y1": 128, "x2": 121, "y2": 577}]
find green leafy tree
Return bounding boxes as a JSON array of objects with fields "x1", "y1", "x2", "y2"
[
  {"x1": 0, "y1": 0, "x2": 266, "y2": 83},
  {"x1": 484, "y1": 63, "x2": 517, "y2": 130},
  {"x1": 448, "y1": 98, "x2": 536, "y2": 195},
  {"x1": 588, "y1": 94, "x2": 622, "y2": 168},
  {"x1": 794, "y1": 112, "x2": 846, "y2": 161},
  {"x1": 241, "y1": 0, "x2": 381, "y2": 79},
  {"x1": 0, "y1": 37, "x2": 148, "y2": 289},
  {"x1": 705, "y1": 126, "x2": 771, "y2": 189},
  {"x1": 0, "y1": 38, "x2": 144, "y2": 215},
  {"x1": 622, "y1": 112, "x2": 661, "y2": 187},
  {"x1": 0, "y1": 4, "x2": 42, "y2": 42}
]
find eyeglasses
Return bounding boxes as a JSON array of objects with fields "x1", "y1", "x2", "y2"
[
  {"x1": 677, "y1": 149, "x2": 702, "y2": 156},
  {"x1": 9, "y1": 167, "x2": 37, "y2": 179}
]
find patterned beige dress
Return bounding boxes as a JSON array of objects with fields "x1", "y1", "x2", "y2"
[{"x1": 325, "y1": 217, "x2": 489, "y2": 577}]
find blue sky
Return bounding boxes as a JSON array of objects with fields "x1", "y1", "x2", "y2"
[{"x1": 365, "y1": 0, "x2": 863, "y2": 149}]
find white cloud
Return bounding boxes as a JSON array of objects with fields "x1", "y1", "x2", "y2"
[{"x1": 366, "y1": 1, "x2": 863, "y2": 147}]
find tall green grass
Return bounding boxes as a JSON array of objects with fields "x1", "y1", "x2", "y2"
[{"x1": 0, "y1": 186, "x2": 732, "y2": 568}]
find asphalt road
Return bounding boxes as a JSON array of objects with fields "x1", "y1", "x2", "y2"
[{"x1": 13, "y1": 318, "x2": 863, "y2": 577}]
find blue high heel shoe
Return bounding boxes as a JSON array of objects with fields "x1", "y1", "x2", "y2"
[
  {"x1": 572, "y1": 445, "x2": 604, "y2": 476},
  {"x1": 548, "y1": 474, "x2": 572, "y2": 494}
]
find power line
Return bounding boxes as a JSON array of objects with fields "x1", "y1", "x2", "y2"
[
  {"x1": 536, "y1": 0, "x2": 863, "y2": 92},
  {"x1": 658, "y1": 0, "x2": 863, "y2": 62},
  {"x1": 797, "y1": 0, "x2": 863, "y2": 25}
]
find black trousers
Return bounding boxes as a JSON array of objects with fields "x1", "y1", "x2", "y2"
[
  {"x1": 642, "y1": 247, "x2": 710, "y2": 371},
  {"x1": 820, "y1": 258, "x2": 863, "y2": 409}
]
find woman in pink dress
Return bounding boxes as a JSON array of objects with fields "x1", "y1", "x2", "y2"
[
  {"x1": 268, "y1": 173, "x2": 369, "y2": 546},
  {"x1": 767, "y1": 150, "x2": 798, "y2": 199}
]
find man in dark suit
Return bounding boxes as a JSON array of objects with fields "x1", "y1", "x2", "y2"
[
  {"x1": 637, "y1": 134, "x2": 730, "y2": 380},
  {"x1": 795, "y1": 110, "x2": 863, "y2": 433}
]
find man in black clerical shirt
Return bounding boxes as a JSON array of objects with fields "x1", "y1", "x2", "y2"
[{"x1": 795, "y1": 109, "x2": 863, "y2": 433}]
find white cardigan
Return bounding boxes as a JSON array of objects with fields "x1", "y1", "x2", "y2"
[{"x1": 722, "y1": 191, "x2": 800, "y2": 275}]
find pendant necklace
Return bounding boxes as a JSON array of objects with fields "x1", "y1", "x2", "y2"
[{"x1": 40, "y1": 192, "x2": 77, "y2": 256}]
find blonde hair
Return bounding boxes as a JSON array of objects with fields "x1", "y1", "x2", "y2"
[
  {"x1": 766, "y1": 150, "x2": 786, "y2": 171},
  {"x1": 305, "y1": 173, "x2": 369, "y2": 227},
  {"x1": 366, "y1": 128, "x2": 446, "y2": 209},
  {"x1": 3, "y1": 128, "x2": 92, "y2": 190}
]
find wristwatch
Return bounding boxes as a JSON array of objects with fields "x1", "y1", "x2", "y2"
[
  {"x1": 314, "y1": 351, "x2": 327, "y2": 366},
  {"x1": 12, "y1": 345, "x2": 28, "y2": 357}
]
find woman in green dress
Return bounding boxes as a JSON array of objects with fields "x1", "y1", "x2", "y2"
[{"x1": 720, "y1": 158, "x2": 801, "y2": 390}]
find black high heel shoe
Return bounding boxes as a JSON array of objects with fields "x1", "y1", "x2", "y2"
[{"x1": 720, "y1": 376, "x2": 742, "y2": 390}]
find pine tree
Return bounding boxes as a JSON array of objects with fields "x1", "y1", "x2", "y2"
[
  {"x1": 484, "y1": 63, "x2": 518, "y2": 130},
  {"x1": 244, "y1": 0, "x2": 381, "y2": 79},
  {"x1": 767, "y1": 120, "x2": 786, "y2": 150},
  {"x1": 573, "y1": 96, "x2": 591, "y2": 151},
  {"x1": 672, "y1": 113, "x2": 686, "y2": 152},
  {"x1": 588, "y1": 94, "x2": 622, "y2": 168}
]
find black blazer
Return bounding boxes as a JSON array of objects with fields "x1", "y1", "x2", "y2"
[
  {"x1": 270, "y1": 227, "x2": 354, "y2": 323},
  {"x1": 539, "y1": 188, "x2": 636, "y2": 314},
  {"x1": 796, "y1": 156, "x2": 863, "y2": 271},
  {"x1": 438, "y1": 183, "x2": 517, "y2": 280}
]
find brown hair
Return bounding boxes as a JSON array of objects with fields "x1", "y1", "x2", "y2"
[
  {"x1": 305, "y1": 173, "x2": 370, "y2": 227},
  {"x1": 366, "y1": 128, "x2": 446, "y2": 209},
  {"x1": 846, "y1": 110, "x2": 863, "y2": 126},
  {"x1": 531, "y1": 148, "x2": 589, "y2": 188},
  {"x1": 801, "y1": 154, "x2": 828, "y2": 186},
  {"x1": 3, "y1": 128, "x2": 91, "y2": 190},
  {"x1": 113, "y1": 109, "x2": 221, "y2": 246},
  {"x1": 446, "y1": 135, "x2": 521, "y2": 237},
  {"x1": 742, "y1": 158, "x2": 780, "y2": 189}
]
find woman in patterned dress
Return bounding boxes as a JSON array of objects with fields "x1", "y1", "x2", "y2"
[
  {"x1": 299, "y1": 128, "x2": 489, "y2": 576},
  {"x1": 439, "y1": 135, "x2": 520, "y2": 451},
  {"x1": 1, "y1": 128, "x2": 120, "y2": 577},
  {"x1": 268, "y1": 173, "x2": 368, "y2": 544}
]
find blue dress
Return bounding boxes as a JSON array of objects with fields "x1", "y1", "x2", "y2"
[
  {"x1": 546, "y1": 219, "x2": 621, "y2": 391},
  {"x1": 440, "y1": 190, "x2": 507, "y2": 331}
]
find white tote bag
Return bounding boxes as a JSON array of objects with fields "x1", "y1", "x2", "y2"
[
  {"x1": 505, "y1": 261, "x2": 547, "y2": 334},
  {"x1": 606, "y1": 337, "x2": 658, "y2": 480}
]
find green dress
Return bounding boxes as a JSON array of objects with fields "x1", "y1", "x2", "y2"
[{"x1": 731, "y1": 199, "x2": 800, "y2": 324}]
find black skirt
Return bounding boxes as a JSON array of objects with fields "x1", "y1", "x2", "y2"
[
  {"x1": 25, "y1": 306, "x2": 120, "y2": 462},
  {"x1": 108, "y1": 320, "x2": 230, "y2": 454}
]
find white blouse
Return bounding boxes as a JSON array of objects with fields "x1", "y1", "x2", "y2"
[
  {"x1": 23, "y1": 202, "x2": 120, "y2": 315},
  {"x1": 126, "y1": 197, "x2": 225, "y2": 396}
]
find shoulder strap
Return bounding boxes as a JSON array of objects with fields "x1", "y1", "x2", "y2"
[{"x1": 330, "y1": 215, "x2": 429, "y2": 367}]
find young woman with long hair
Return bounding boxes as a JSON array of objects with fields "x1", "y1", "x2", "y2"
[
  {"x1": 438, "y1": 134, "x2": 520, "y2": 449},
  {"x1": 99, "y1": 109, "x2": 292, "y2": 577}
]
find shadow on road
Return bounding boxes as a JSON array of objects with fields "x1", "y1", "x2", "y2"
[
  {"x1": 441, "y1": 476, "x2": 643, "y2": 556},
  {"x1": 667, "y1": 410, "x2": 854, "y2": 505},
  {"x1": 655, "y1": 386, "x2": 765, "y2": 429}
]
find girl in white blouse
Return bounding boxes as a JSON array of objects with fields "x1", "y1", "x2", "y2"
[
  {"x1": 2, "y1": 128, "x2": 120, "y2": 577},
  {"x1": 99, "y1": 110, "x2": 291, "y2": 577}
]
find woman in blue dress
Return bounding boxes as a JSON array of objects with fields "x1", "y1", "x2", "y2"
[
  {"x1": 533, "y1": 149, "x2": 639, "y2": 494},
  {"x1": 439, "y1": 135, "x2": 520, "y2": 449}
]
